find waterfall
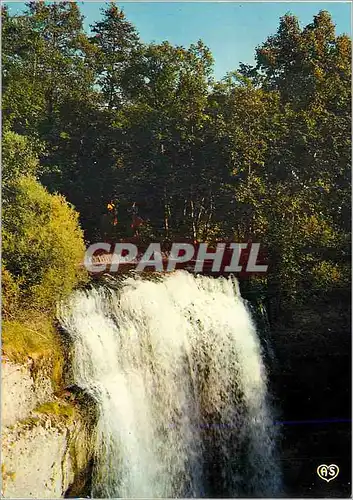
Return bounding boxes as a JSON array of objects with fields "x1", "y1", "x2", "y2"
[{"x1": 58, "y1": 271, "x2": 281, "y2": 498}]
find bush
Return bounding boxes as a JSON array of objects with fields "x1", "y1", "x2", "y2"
[
  {"x1": 2, "y1": 314, "x2": 64, "y2": 387},
  {"x1": 3, "y1": 175, "x2": 88, "y2": 314},
  {"x1": 2, "y1": 265, "x2": 21, "y2": 318}
]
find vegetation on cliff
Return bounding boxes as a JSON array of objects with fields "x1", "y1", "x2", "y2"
[{"x1": 2, "y1": 129, "x2": 87, "y2": 378}]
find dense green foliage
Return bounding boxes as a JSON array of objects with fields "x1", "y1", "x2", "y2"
[
  {"x1": 3, "y1": 133, "x2": 87, "y2": 331},
  {"x1": 2, "y1": 129, "x2": 87, "y2": 372},
  {"x1": 2, "y1": 2, "x2": 351, "y2": 318},
  {"x1": 3, "y1": 173, "x2": 87, "y2": 313}
]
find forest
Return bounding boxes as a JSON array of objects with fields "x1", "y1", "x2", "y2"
[
  {"x1": 3, "y1": 2, "x2": 351, "y2": 319},
  {"x1": 1, "y1": 2, "x2": 351, "y2": 495}
]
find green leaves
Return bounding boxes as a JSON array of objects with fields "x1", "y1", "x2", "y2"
[
  {"x1": 90, "y1": 4, "x2": 141, "y2": 108},
  {"x1": 3, "y1": 175, "x2": 87, "y2": 314},
  {"x1": 2, "y1": 131, "x2": 44, "y2": 187},
  {"x1": 2, "y1": 4, "x2": 351, "y2": 312}
]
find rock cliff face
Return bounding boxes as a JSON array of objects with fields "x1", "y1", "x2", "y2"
[
  {"x1": 2, "y1": 359, "x2": 53, "y2": 428},
  {"x1": 1, "y1": 359, "x2": 94, "y2": 498}
]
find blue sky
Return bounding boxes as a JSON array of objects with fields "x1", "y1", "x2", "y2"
[{"x1": 6, "y1": 2, "x2": 352, "y2": 79}]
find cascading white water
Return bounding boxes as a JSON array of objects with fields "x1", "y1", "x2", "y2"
[{"x1": 58, "y1": 271, "x2": 281, "y2": 498}]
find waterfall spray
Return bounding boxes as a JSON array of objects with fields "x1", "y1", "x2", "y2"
[{"x1": 58, "y1": 271, "x2": 281, "y2": 498}]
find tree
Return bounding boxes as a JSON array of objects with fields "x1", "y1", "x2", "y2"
[
  {"x1": 235, "y1": 11, "x2": 351, "y2": 313},
  {"x1": 2, "y1": 2, "x2": 94, "y2": 136},
  {"x1": 114, "y1": 40, "x2": 216, "y2": 240},
  {"x1": 90, "y1": 3, "x2": 141, "y2": 109}
]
